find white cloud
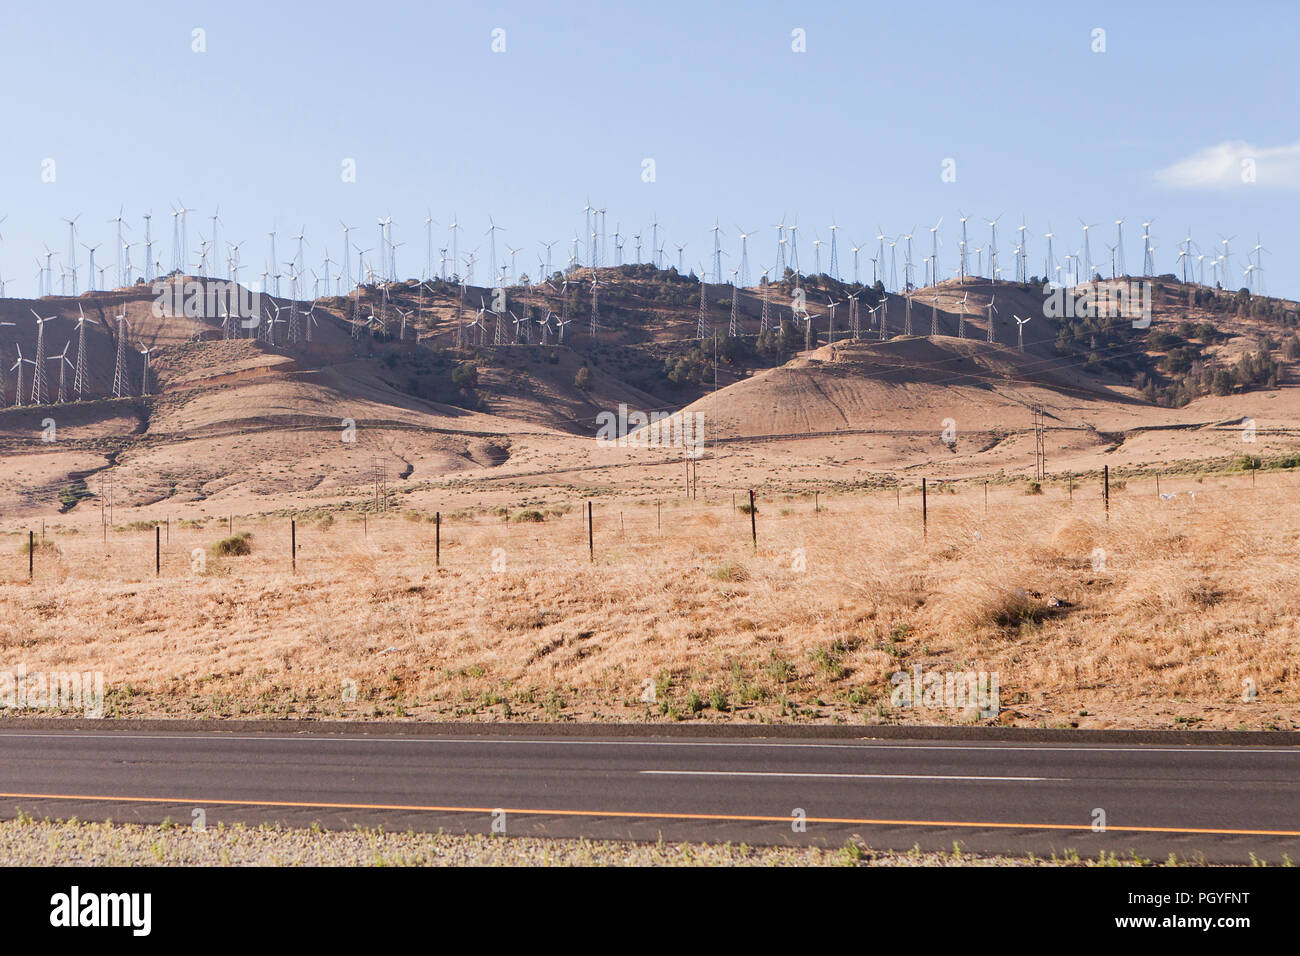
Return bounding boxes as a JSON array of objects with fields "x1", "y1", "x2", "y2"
[{"x1": 1155, "y1": 140, "x2": 1300, "y2": 190}]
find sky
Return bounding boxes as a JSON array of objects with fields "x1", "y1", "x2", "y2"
[{"x1": 1, "y1": 0, "x2": 1297, "y2": 298}]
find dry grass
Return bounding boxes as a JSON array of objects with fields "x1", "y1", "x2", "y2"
[{"x1": 0, "y1": 477, "x2": 1297, "y2": 730}]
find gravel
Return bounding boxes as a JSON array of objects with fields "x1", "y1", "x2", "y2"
[{"x1": 0, "y1": 817, "x2": 1165, "y2": 866}]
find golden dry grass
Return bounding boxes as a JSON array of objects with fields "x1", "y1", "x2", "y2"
[{"x1": 0, "y1": 473, "x2": 1297, "y2": 730}]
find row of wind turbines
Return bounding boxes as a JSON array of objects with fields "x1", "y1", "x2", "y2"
[
  {"x1": 0, "y1": 205, "x2": 1271, "y2": 304},
  {"x1": 1, "y1": 305, "x2": 151, "y2": 408}
]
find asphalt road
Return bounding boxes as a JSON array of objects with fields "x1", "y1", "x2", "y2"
[{"x1": 0, "y1": 728, "x2": 1297, "y2": 863}]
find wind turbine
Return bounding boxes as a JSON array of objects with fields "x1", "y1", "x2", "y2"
[
  {"x1": 1114, "y1": 218, "x2": 1126, "y2": 276},
  {"x1": 109, "y1": 207, "x2": 130, "y2": 287},
  {"x1": 139, "y1": 345, "x2": 153, "y2": 395},
  {"x1": 986, "y1": 295, "x2": 997, "y2": 344},
  {"x1": 827, "y1": 218, "x2": 841, "y2": 279},
  {"x1": 81, "y1": 242, "x2": 101, "y2": 291},
  {"x1": 11, "y1": 345, "x2": 33, "y2": 407},
  {"x1": 29, "y1": 309, "x2": 50, "y2": 404},
  {"x1": 1016, "y1": 219, "x2": 1030, "y2": 282},
  {"x1": 928, "y1": 218, "x2": 943, "y2": 287},
  {"x1": 710, "y1": 221, "x2": 724, "y2": 282},
  {"x1": 735, "y1": 226, "x2": 756, "y2": 287},
  {"x1": 958, "y1": 213, "x2": 970, "y2": 283},
  {"x1": 485, "y1": 217, "x2": 504, "y2": 282},
  {"x1": 773, "y1": 216, "x2": 787, "y2": 276},
  {"x1": 50, "y1": 342, "x2": 72, "y2": 403},
  {"x1": 72, "y1": 304, "x2": 99, "y2": 399},
  {"x1": 1141, "y1": 219, "x2": 1155, "y2": 276},
  {"x1": 209, "y1": 207, "x2": 223, "y2": 278},
  {"x1": 1080, "y1": 220, "x2": 1097, "y2": 282},
  {"x1": 1014, "y1": 314, "x2": 1030, "y2": 352},
  {"x1": 62, "y1": 215, "x2": 81, "y2": 295},
  {"x1": 986, "y1": 215, "x2": 1001, "y2": 284},
  {"x1": 1220, "y1": 236, "x2": 1236, "y2": 286}
]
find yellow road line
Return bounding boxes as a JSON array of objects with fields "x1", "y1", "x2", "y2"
[{"x1": 1, "y1": 791, "x2": 1298, "y2": 837}]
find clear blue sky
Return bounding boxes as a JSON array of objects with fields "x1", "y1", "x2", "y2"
[{"x1": 1, "y1": 0, "x2": 1296, "y2": 296}]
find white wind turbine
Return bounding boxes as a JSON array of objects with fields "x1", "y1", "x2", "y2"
[
  {"x1": 1080, "y1": 220, "x2": 1097, "y2": 282},
  {"x1": 1016, "y1": 219, "x2": 1030, "y2": 282},
  {"x1": 108, "y1": 207, "x2": 130, "y2": 287},
  {"x1": 735, "y1": 226, "x2": 756, "y2": 287},
  {"x1": 139, "y1": 345, "x2": 153, "y2": 395},
  {"x1": 11, "y1": 345, "x2": 34, "y2": 407},
  {"x1": 928, "y1": 218, "x2": 943, "y2": 287},
  {"x1": 50, "y1": 342, "x2": 72, "y2": 403},
  {"x1": 1141, "y1": 219, "x2": 1155, "y2": 275},
  {"x1": 827, "y1": 218, "x2": 841, "y2": 279},
  {"x1": 1220, "y1": 235, "x2": 1236, "y2": 283},
  {"x1": 986, "y1": 215, "x2": 1001, "y2": 284},
  {"x1": 81, "y1": 242, "x2": 101, "y2": 291},
  {"x1": 958, "y1": 213, "x2": 970, "y2": 282},
  {"x1": 73, "y1": 304, "x2": 99, "y2": 399},
  {"x1": 1014, "y1": 314, "x2": 1030, "y2": 352}
]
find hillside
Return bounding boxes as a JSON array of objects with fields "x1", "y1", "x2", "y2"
[{"x1": 0, "y1": 268, "x2": 1297, "y2": 518}]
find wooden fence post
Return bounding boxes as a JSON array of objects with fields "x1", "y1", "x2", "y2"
[
  {"x1": 749, "y1": 490, "x2": 757, "y2": 549},
  {"x1": 922, "y1": 478, "x2": 928, "y2": 537}
]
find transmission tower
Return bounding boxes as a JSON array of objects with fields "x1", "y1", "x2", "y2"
[
  {"x1": 697, "y1": 277, "x2": 708, "y2": 340},
  {"x1": 1033, "y1": 406, "x2": 1047, "y2": 481},
  {"x1": 760, "y1": 274, "x2": 771, "y2": 335},
  {"x1": 729, "y1": 274, "x2": 739, "y2": 337}
]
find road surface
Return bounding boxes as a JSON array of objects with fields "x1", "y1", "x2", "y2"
[{"x1": 0, "y1": 728, "x2": 1296, "y2": 862}]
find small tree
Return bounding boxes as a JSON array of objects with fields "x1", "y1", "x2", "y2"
[{"x1": 574, "y1": 366, "x2": 592, "y2": 390}]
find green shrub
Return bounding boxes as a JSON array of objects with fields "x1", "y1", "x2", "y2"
[
  {"x1": 710, "y1": 560, "x2": 748, "y2": 582},
  {"x1": 20, "y1": 538, "x2": 59, "y2": 557},
  {"x1": 511, "y1": 509, "x2": 546, "y2": 523},
  {"x1": 212, "y1": 532, "x2": 253, "y2": 556}
]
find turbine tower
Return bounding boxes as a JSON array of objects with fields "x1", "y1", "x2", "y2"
[
  {"x1": 827, "y1": 219, "x2": 840, "y2": 279},
  {"x1": 928, "y1": 218, "x2": 943, "y2": 287},
  {"x1": 73, "y1": 305, "x2": 97, "y2": 399},
  {"x1": 735, "y1": 226, "x2": 755, "y2": 288},
  {"x1": 29, "y1": 310, "x2": 50, "y2": 404},
  {"x1": 110, "y1": 207, "x2": 130, "y2": 287},
  {"x1": 63, "y1": 215, "x2": 80, "y2": 295},
  {"x1": 112, "y1": 313, "x2": 129, "y2": 398}
]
